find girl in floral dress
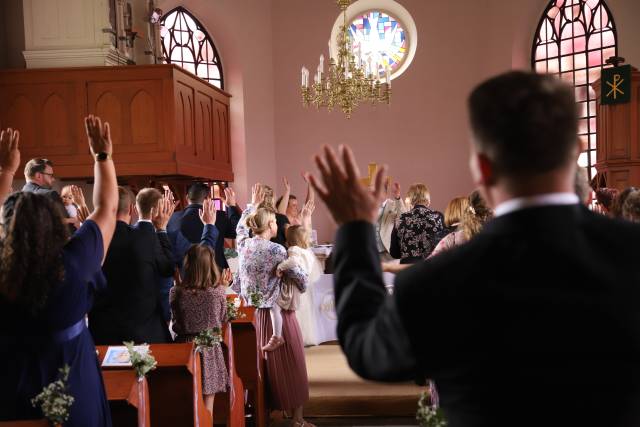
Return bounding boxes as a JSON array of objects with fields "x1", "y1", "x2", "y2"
[{"x1": 170, "y1": 244, "x2": 230, "y2": 416}]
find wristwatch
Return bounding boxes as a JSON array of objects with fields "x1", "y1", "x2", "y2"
[{"x1": 94, "y1": 152, "x2": 112, "y2": 162}]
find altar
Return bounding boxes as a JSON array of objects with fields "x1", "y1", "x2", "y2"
[{"x1": 296, "y1": 272, "x2": 396, "y2": 346}]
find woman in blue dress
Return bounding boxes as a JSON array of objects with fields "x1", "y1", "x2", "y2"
[{"x1": 0, "y1": 116, "x2": 118, "y2": 426}]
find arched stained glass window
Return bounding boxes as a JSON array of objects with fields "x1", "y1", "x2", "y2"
[
  {"x1": 532, "y1": 0, "x2": 617, "y2": 181},
  {"x1": 160, "y1": 7, "x2": 224, "y2": 89}
]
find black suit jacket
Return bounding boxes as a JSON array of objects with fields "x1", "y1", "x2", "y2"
[
  {"x1": 333, "y1": 205, "x2": 640, "y2": 427},
  {"x1": 89, "y1": 221, "x2": 174, "y2": 344},
  {"x1": 167, "y1": 203, "x2": 240, "y2": 269}
]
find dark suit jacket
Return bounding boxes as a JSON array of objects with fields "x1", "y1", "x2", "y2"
[
  {"x1": 89, "y1": 221, "x2": 174, "y2": 344},
  {"x1": 167, "y1": 203, "x2": 241, "y2": 269},
  {"x1": 333, "y1": 205, "x2": 640, "y2": 427}
]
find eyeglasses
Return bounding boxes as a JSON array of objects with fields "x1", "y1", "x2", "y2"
[{"x1": 39, "y1": 171, "x2": 54, "y2": 177}]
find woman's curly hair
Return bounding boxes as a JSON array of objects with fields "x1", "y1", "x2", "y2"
[
  {"x1": 461, "y1": 190, "x2": 493, "y2": 241},
  {"x1": 0, "y1": 192, "x2": 70, "y2": 314}
]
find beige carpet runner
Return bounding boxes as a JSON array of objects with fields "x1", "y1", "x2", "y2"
[{"x1": 304, "y1": 344, "x2": 424, "y2": 418}]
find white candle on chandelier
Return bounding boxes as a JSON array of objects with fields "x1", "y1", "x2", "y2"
[
  {"x1": 386, "y1": 65, "x2": 391, "y2": 87},
  {"x1": 328, "y1": 39, "x2": 331, "y2": 59},
  {"x1": 367, "y1": 57, "x2": 373, "y2": 77},
  {"x1": 320, "y1": 54, "x2": 324, "y2": 73},
  {"x1": 301, "y1": 67, "x2": 305, "y2": 86}
]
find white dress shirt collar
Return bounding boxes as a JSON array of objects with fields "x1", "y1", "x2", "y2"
[
  {"x1": 494, "y1": 192, "x2": 580, "y2": 218},
  {"x1": 137, "y1": 219, "x2": 153, "y2": 224}
]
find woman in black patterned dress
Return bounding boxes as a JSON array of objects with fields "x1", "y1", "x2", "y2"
[
  {"x1": 390, "y1": 183, "x2": 445, "y2": 264},
  {"x1": 170, "y1": 244, "x2": 229, "y2": 416}
]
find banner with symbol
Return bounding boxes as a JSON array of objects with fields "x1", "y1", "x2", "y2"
[{"x1": 601, "y1": 65, "x2": 631, "y2": 105}]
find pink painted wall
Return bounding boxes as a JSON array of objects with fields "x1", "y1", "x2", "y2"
[{"x1": 271, "y1": 0, "x2": 640, "y2": 243}]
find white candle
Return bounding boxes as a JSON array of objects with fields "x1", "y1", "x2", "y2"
[
  {"x1": 367, "y1": 57, "x2": 373, "y2": 77},
  {"x1": 328, "y1": 39, "x2": 331, "y2": 58},
  {"x1": 386, "y1": 65, "x2": 391, "y2": 86},
  {"x1": 320, "y1": 54, "x2": 324, "y2": 73},
  {"x1": 301, "y1": 67, "x2": 305, "y2": 86}
]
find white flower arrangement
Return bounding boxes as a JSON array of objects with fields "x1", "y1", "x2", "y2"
[{"x1": 31, "y1": 365, "x2": 74, "y2": 425}]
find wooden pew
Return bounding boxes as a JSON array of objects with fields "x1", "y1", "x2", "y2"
[
  {"x1": 229, "y1": 304, "x2": 268, "y2": 427},
  {"x1": 213, "y1": 323, "x2": 247, "y2": 427},
  {"x1": 0, "y1": 421, "x2": 48, "y2": 427},
  {"x1": 102, "y1": 370, "x2": 150, "y2": 427},
  {"x1": 98, "y1": 343, "x2": 211, "y2": 427}
]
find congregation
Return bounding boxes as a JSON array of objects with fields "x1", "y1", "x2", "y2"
[{"x1": 2, "y1": 70, "x2": 640, "y2": 427}]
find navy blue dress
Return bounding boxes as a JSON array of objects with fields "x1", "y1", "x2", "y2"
[{"x1": 0, "y1": 220, "x2": 111, "y2": 426}]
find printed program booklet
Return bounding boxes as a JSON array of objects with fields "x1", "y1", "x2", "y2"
[{"x1": 102, "y1": 345, "x2": 149, "y2": 367}]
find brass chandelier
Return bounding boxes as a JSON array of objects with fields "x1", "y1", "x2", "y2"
[{"x1": 301, "y1": 0, "x2": 391, "y2": 119}]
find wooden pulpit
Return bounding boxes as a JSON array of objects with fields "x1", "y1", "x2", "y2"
[
  {"x1": 0, "y1": 65, "x2": 232, "y2": 184},
  {"x1": 592, "y1": 64, "x2": 640, "y2": 189}
]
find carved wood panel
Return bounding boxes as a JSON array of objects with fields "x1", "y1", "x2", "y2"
[
  {"x1": 0, "y1": 82, "x2": 79, "y2": 156},
  {"x1": 88, "y1": 80, "x2": 163, "y2": 153},
  {"x1": 0, "y1": 65, "x2": 232, "y2": 181}
]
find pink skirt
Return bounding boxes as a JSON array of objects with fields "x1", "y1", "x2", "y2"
[{"x1": 256, "y1": 308, "x2": 309, "y2": 409}]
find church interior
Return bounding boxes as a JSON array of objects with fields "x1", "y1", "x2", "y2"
[{"x1": 1, "y1": 0, "x2": 640, "y2": 426}]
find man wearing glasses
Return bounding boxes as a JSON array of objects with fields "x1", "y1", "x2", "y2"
[{"x1": 22, "y1": 158, "x2": 66, "y2": 211}]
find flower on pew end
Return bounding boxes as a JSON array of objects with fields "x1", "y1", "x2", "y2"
[
  {"x1": 124, "y1": 341, "x2": 157, "y2": 379},
  {"x1": 226, "y1": 299, "x2": 246, "y2": 322},
  {"x1": 31, "y1": 364, "x2": 74, "y2": 425},
  {"x1": 193, "y1": 328, "x2": 223, "y2": 352},
  {"x1": 416, "y1": 390, "x2": 447, "y2": 427}
]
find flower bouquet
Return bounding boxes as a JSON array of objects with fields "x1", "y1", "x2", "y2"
[{"x1": 31, "y1": 365, "x2": 74, "y2": 426}]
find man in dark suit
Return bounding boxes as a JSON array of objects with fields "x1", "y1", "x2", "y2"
[
  {"x1": 307, "y1": 72, "x2": 640, "y2": 427},
  {"x1": 89, "y1": 187, "x2": 175, "y2": 344},
  {"x1": 167, "y1": 182, "x2": 241, "y2": 270}
]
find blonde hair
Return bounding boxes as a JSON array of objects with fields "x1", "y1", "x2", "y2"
[
  {"x1": 136, "y1": 187, "x2": 162, "y2": 217},
  {"x1": 461, "y1": 191, "x2": 493, "y2": 240},
  {"x1": 259, "y1": 185, "x2": 276, "y2": 210},
  {"x1": 181, "y1": 245, "x2": 220, "y2": 290},
  {"x1": 444, "y1": 196, "x2": 468, "y2": 228},
  {"x1": 286, "y1": 225, "x2": 309, "y2": 249},
  {"x1": 406, "y1": 183, "x2": 431, "y2": 207},
  {"x1": 246, "y1": 207, "x2": 276, "y2": 235}
]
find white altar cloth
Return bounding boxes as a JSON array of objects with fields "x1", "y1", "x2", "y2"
[{"x1": 296, "y1": 272, "x2": 396, "y2": 346}]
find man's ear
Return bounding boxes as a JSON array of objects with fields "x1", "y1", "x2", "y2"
[{"x1": 469, "y1": 151, "x2": 496, "y2": 187}]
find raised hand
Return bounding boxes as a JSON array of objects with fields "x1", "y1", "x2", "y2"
[
  {"x1": 392, "y1": 182, "x2": 401, "y2": 200},
  {"x1": 219, "y1": 268, "x2": 233, "y2": 287},
  {"x1": 70, "y1": 185, "x2": 87, "y2": 208},
  {"x1": 306, "y1": 145, "x2": 386, "y2": 225},
  {"x1": 76, "y1": 205, "x2": 91, "y2": 223},
  {"x1": 283, "y1": 176, "x2": 291, "y2": 194},
  {"x1": 152, "y1": 196, "x2": 176, "y2": 230},
  {"x1": 301, "y1": 198, "x2": 315, "y2": 219},
  {"x1": 251, "y1": 183, "x2": 265, "y2": 206},
  {"x1": 223, "y1": 186, "x2": 237, "y2": 207},
  {"x1": 0, "y1": 128, "x2": 20, "y2": 174},
  {"x1": 199, "y1": 198, "x2": 217, "y2": 225},
  {"x1": 303, "y1": 172, "x2": 315, "y2": 204},
  {"x1": 84, "y1": 115, "x2": 113, "y2": 156}
]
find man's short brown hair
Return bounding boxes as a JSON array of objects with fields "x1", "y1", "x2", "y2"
[
  {"x1": 24, "y1": 158, "x2": 53, "y2": 179},
  {"x1": 136, "y1": 188, "x2": 162, "y2": 218},
  {"x1": 117, "y1": 186, "x2": 135, "y2": 215}
]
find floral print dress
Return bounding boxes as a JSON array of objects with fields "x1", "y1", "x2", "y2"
[
  {"x1": 235, "y1": 205, "x2": 308, "y2": 308},
  {"x1": 170, "y1": 285, "x2": 228, "y2": 395},
  {"x1": 391, "y1": 205, "x2": 445, "y2": 263}
]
